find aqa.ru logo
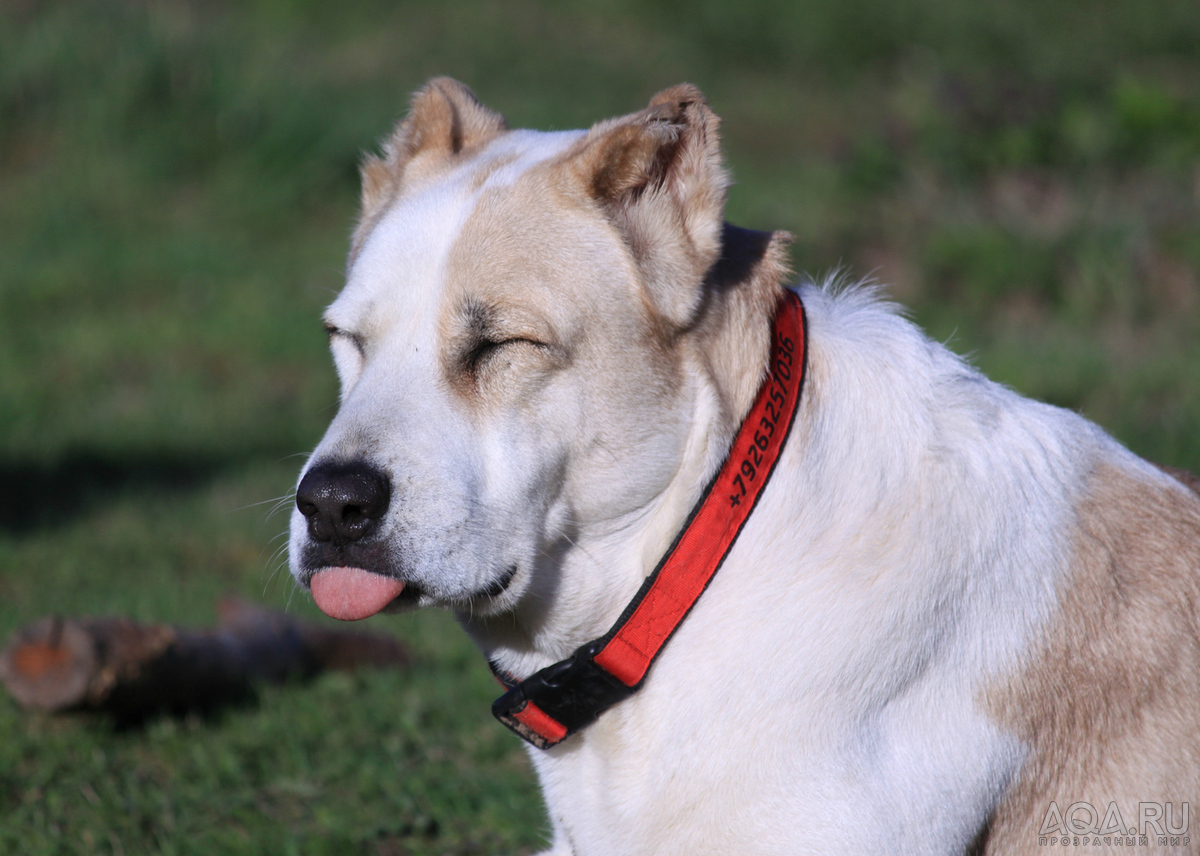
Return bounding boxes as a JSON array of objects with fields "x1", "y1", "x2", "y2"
[{"x1": 1039, "y1": 801, "x2": 1190, "y2": 848}]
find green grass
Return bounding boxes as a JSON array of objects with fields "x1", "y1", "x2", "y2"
[
  {"x1": 0, "y1": 611, "x2": 548, "y2": 855},
  {"x1": 2, "y1": 0, "x2": 1199, "y2": 853}
]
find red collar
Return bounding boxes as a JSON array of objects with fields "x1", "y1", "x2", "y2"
[{"x1": 492, "y1": 290, "x2": 807, "y2": 749}]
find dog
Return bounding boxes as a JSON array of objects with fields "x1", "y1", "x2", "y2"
[{"x1": 289, "y1": 78, "x2": 1200, "y2": 855}]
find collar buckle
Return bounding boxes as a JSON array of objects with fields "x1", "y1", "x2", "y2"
[{"x1": 492, "y1": 641, "x2": 636, "y2": 749}]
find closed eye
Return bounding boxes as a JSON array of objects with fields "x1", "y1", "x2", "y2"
[
  {"x1": 324, "y1": 323, "x2": 364, "y2": 352},
  {"x1": 463, "y1": 337, "x2": 544, "y2": 376},
  {"x1": 325, "y1": 324, "x2": 366, "y2": 393}
]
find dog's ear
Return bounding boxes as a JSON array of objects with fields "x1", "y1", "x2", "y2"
[
  {"x1": 572, "y1": 84, "x2": 728, "y2": 328},
  {"x1": 355, "y1": 78, "x2": 507, "y2": 250}
]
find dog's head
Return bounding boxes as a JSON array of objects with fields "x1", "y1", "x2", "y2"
[{"x1": 289, "y1": 79, "x2": 787, "y2": 626}]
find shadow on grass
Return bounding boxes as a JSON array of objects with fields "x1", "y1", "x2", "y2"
[{"x1": 0, "y1": 448, "x2": 259, "y2": 535}]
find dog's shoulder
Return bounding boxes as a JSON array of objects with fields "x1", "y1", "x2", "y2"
[
  {"x1": 795, "y1": 274, "x2": 1199, "y2": 560},
  {"x1": 794, "y1": 277, "x2": 1101, "y2": 504}
]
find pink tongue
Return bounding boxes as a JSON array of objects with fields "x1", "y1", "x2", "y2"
[{"x1": 310, "y1": 567, "x2": 406, "y2": 621}]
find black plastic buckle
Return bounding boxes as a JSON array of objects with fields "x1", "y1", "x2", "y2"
[{"x1": 491, "y1": 641, "x2": 638, "y2": 749}]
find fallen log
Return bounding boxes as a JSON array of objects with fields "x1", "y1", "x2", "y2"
[{"x1": 0, "y1": 598, "x2": 408, "y2": 721}]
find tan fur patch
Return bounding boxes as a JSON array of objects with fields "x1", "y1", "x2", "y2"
[
  {"x1": 437, "y1": 187, "x2": 788, "y2": 437},
  {"x1": 690, "y1": 224, "x2": 791, "y2": 422},
  {"x1": 985, "y1": 463, "x2": 1200, "y2": 854},
  {"x1": 437, "y1": 157, "x2": 680, "y2": 419}
]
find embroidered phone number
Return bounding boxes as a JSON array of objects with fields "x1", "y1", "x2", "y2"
[{"x1": 729, "y1": 330, "x2": 796, "y2": 508}]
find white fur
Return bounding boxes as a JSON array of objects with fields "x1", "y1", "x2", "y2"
[
  {"x1": 509, "y1": 280, "x2": 1108, "y2": 855},
  {"x1": 291, "y1": 124, "x2": 1150, "y2": 855}
]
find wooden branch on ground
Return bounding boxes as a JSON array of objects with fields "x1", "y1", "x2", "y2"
[{"x1": 0, "y1": 598, "x2": 408, "y2": 721}]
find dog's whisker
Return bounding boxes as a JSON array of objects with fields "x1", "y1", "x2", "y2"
[{"x1": 226, "y1": 491, "x2": 296, "y2": 515}]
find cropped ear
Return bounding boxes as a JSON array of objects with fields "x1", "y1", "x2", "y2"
[
  {"x1": 571, "y1": 84, "x2": 728, "y2": 328},
  {"x1": 354, "y1": 78, "x2": 507, "y2": 253}
]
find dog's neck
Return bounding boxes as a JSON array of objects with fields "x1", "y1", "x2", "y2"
[
  {"x1": 463, "y1": 223, "x2": 792, "y2": 679},
  {"x1": 694, "y1": 224, "x2": 794, "y2": 426}
]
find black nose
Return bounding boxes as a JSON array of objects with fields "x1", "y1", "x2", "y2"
[{"x1": 295, "y1": 460, "x2": 391, "y2": 546}]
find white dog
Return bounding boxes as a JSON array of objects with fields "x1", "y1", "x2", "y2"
[{"x1": 290, "y1": 79, "x2": 1200, "y2": 855}]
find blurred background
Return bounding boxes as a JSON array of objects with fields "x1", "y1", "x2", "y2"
[{"x1": 2, "y1": 0, "x2": 1198, "y2": 852}]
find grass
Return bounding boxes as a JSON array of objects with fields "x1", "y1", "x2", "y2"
[
  {"x1": 0, "y1": 611, "x2": 547, "y2": 855},
  {"x1": 1, "y1": 0, "x2": 1198, "y2": 853}
]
